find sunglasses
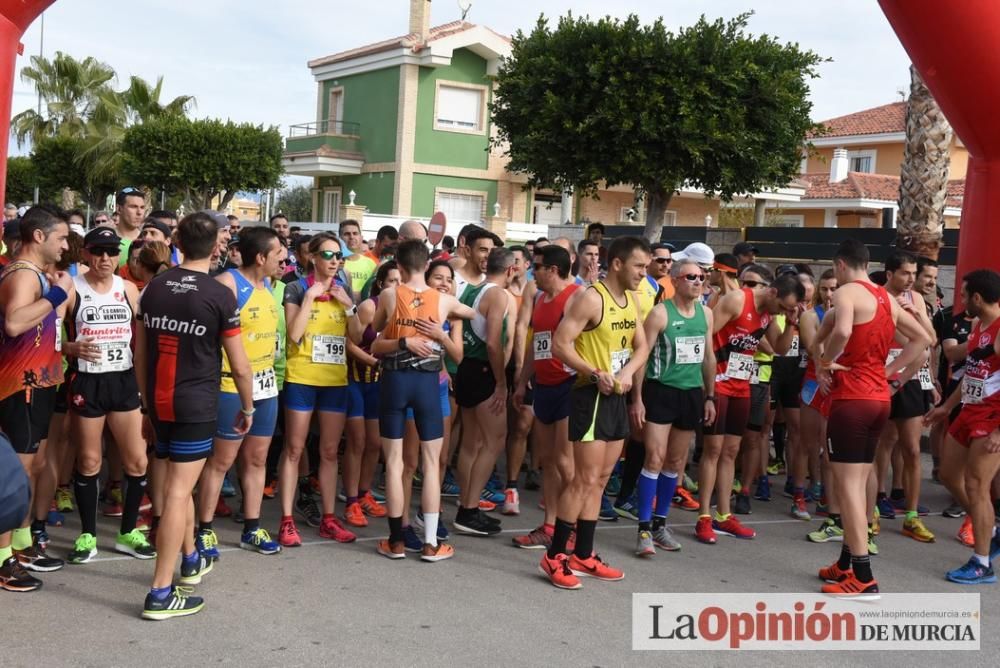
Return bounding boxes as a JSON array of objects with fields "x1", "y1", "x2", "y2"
[
  {"x1": 94, "y1": 218, "x2": 109, "y2": 224},
  {"x1": 683, "y1": 273, "x2": 706, "y2": 283},
  {"x1": 654, "y1": 257, "x2": 673, "y2": 264},
  {"x1": 741, "y1": 280, "x2": 769, "y2": 289},
  {"x1": 317, "y1": 249, "x2": 344, "y2": 261},
  {"x1": 88, "y1": 247, "x2": 121, "y2": 257},
  {"x1": 119, "y1": 186, "x2": 142, "y2": 196},
  {"x1": 278, "y1": 259, "x2": 289, "y2": 266}
]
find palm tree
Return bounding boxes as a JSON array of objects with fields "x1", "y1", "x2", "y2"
[{"x1": 895, "y1": 64, "x2": 951, "y2": 260}]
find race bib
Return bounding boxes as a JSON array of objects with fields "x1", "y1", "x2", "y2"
[
  {"x1": 799, "y1": 350, "x2": 809, "y2": 369},
  {"x1": 727, "y1": 352, "x2": 755, "y2": 381},
  {"x1": 533, "y1": 331, "x2": 552, "y2": 360},
  {"x1": 312, "y1": 335, "x2": 346, "y2": 365},
  {"x1": 675, "y1": 336, "x2": 704, "y2": 365},
  {"x1": 252, "y1": 367, "x2": 278, "y2": 401},
  {"x1": 749, "y1": 361, "x2": 761, "y2": 385},
  {"x1": 611, "y1": 349, "x2": 630, "y2": 375},
  {"x1": 885, "y1": 348, "x2": 902, "y2": 366},
  {"x1": 80, "y1": 341, "x2": 130, "y2": 374},
  {"x1": 917, "y1": 365, "x2": 934, "y2": 391},
  {"x1": 785, "y1": 335, "x2": 800, "y2": 357},
  {"x1": 963, "y1": 376, "x2": 985, "y2": 404}
]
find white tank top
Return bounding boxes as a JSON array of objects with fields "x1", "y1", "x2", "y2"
[
  {"x1": 72, "y1": 274, "x2": 134, "y2": 374},
  {"x1": 469, "y1": 282, "x2": 508, "y2": 341}
]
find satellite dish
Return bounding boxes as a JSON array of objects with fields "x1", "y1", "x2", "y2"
[
  {"x1": 458, "y1": 0, "x2": 472, "y2": 20},
  {"x1": 428, "y1": 211, "x2": 447, "y2": 246}
]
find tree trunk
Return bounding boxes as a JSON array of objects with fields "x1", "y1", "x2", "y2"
[
  {"x1": 895, "y1": 64, "x2": 951, "y2": 260},
  {"x1": 642, "y1": 185, "x2": 674, "y2": 244}
]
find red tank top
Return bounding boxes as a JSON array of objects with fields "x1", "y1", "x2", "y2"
[
  {"x1": 963, "y1": 316, "x2": 1000, "y2": 406},
  {"x1": 531, "y1": 283, "x2": 580, "y2": 386},
  {"x1": 714, "y1": 288, "x2": 771, "y2": 398},
  {"x1": 831, "y1": 281, "x2": 894, "y2": 401}
]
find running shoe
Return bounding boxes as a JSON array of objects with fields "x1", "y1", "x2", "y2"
[
  {"x1": 369, "y1": 488, "x2": 386, "y2": 504},
  {"x1": 512, "y1": 525, "x2": 552, "y2": 549},
  {"x1": 178, "y1": 554, "x2": 213, "y2": 586},
  {"x1": 440, "y1": 470, "x2": 460, "y2": 497},
  {"x1": 68, "y1": 533, "x2": 98, "y2": 564},
  {"x1": 0, "y1": 556, "x2": 42, "y2": 592},
  {"x1": 890, "y1": 497, "x2": 929, "y2": 516},
  {"x1": 766, "y1": 459, "x2": 785, "y2": 476},
  {"x1": 295, "y1": 494, "x2": 322, "y2": 528},
  {"x1": 55, "y1": 485, "x2": 74, "y2": 512},
  {"x1": 454, "y1": 511, "x2": 501, "y2": 536},
  {"x1": 14, "y1": 543, "x2": 64, "y2": 572},
  {"x1": 753, "y1": 476, "x2": 771, "y2": 502},
  {"x1": 195, "y1": 530, "x2": 220, "y2": 561},
  {"x1": 140, "y1": 494, "x2": 152, "y2": 511},
  {"x1": 818, "y1": 561, "x2": 851, "y2": 583},
  {"x1": 478, "y1": 497, "x2": 497, "y2": 512},
  {"x1": 871, "y1": 509, "x2": 881, "y2": 536},
  {"x1": 215, "y1": 496, "x2": 232, "y2": 518},
  {"x1": 782, "y1": 479, "x2": 794, "y2": 498},
  {"x1": 713, "y1": 516, "x2": 756, "y2": 539},
  {"x1": 414, "y1": 512, "x2": 450, "y2": 541},
  {"x1": 412, "y1": 471, "x2": 423, "y2": 490},
  {"x1": 731, "y1": 480, "x2": 742, "y2": 494},
  {"x1": 614, "y1": 494, "x2": 639, "y2": 521},
  {"x1": 502, "y1": 488, "x2": 521, "y2": 516},
  {"x1": 262, "y1": 479, "x2": 277, "y2": 499},
  {"x1": 221, "y1": 472, "x2": 236, "y2": 497},
  {"x1": 814, "y1": 503, "x2": 829, "y2": 517},
  {"x1": 115, "y1": 529, "x2": 156, "y2": 559},
  {"x1": 902, "y1": 517, "x2": 935, "y2": 543},
  {"x1": 807, "y1": 519, "x2": 844, "y2": 543},
  {"x1": 990, "y1": 534, "x2": 1000, "y2": 563},
  {"x1": 821, "y1": 574, "x2": 880, "y2": 600},
  {"x1": 278, "y1": 518, "x2": 301, "y2": 547},
  {"x1": 142, "y1": 586, "x2": 204, "y2": 620},
  {"x1": 47, "y1": 509, "x2": 64, "y2": 527},
  {"x1": 568, "y1": 553, "x2": 624, "y2": 581},
  {"x1": 943, "y1": 502, "x2": 967, "y2": 518},
  {"x1": 343, "y1": 502, "x2": 368, "y2": 528},
  {"x1": 652, "y1": 525, "x2": 681, "y2": 551},
  {"x1": 240, "y1": 528, "x2": 281, "y2": 555},
  {"x1": 682, "y1": 473, "x2": 698, "y2": 494},
  {"x1": 957, "y1": 516, "x2": 974, "y2": 548},
  {"x1": 791, "y1": 496, "x2": 811, "y2": 521},
  {"x1": 636, "y1": 530, "x2": 655, "y2": 557},
  {"x1": 376, "y1": 539, "x2": 406, "y2": 560},
  {"x1": 946, "y1": 557, "x2": 997, "y2": 585},
  {"x1": 481, "y1": 487, "x2": 505, "y2": 505},
  {"x1": 539, "y1": 552, "x2": 581, "y2": 590},
  {"x1": 605, "y1": 473, "x2": 622, "y2": 498},
  {"x1": 420, "y1": 543, "x2": 455, "y2": 562},
  {"x1": 804, "y1": 482, "x2": 823, "y2": 503},
  {"x1": 868, "y1": 531, "x2": 879, "y2": 556},
  {"x1": 695, "y1": 516, "x2": 716, "y2": 544},
  {"x1": 232, "y1": 505, "x2": 244, "y2": 524},
  {"x1": 136, "y1": 509, "x2": 152, "y2": 531},
  {"x1": 360, "y1": 491, "x2": 387, "y2": 517},
  {"x1": 524, "y1": 469, "x2": 541, "y2": 491},
  {"x1": 103, "y1": 485, "x2": 124, "y2": 517},
  {"x1": 876, "y1": 497, "x2": 896, "y2": 520},
  {"x1": 672, "y1": 487, "x2": 699, "y2": 511},
  {"x1": 598, "y1": 495, "x2": 619, "y2": 522},
  {"x1": 318, "y1": 516, "x2": 356, "y2": 543},
  {"x1": 402, "y1": 525, "x2": 423, "y2": 552},
  {"x1": 487, "y1": 471, "x2": 503, "y2": 492},
  {"x1": 732, "y1": 493, "x2": 752, "y2": 515},
  {"x1": 31, "y1": 528, "x2": 50, "y2": 551}
]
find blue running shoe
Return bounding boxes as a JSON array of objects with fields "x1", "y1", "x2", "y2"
[
  {"x1": 804, "y1": 482, "x2": 823, "y2": 503},
  {"x1": 990, "y1": 535, "x2": 1000, "y2": 563},
  {"x1": 613, "y1": 494, "x2": 638, "y2": 521},
  {"x1": 47, "y1": 510, "x2": 65, "y2": 527},
  {"x1": 946, "y1": 557, "x2": 997, "y2": 585},
  {"x1": 876, "y1": 497, "x2": 896, "y2": 520},
  {"x1": 599, "y1": 495, "x2": 618, "y2": 522},
  {"x1": 753, "y1": 476, "x2": 771, "y2": 502},
  {"x1": 481, "y1": 487, "x2": 505, "y2": 505},
  {"x1": 440, "y1": 474, "x2": 461, "y2": 497},
  {"x1": 487, "y1": 472, "x2": 504, "y2": 493},
  {"x1": 890, "y1": 496, "x2": 929, "y2": 516},
  {"x1": 369, "y1": 488, "x2": 386, "y2": 504},
  {"x1": 240, "y1": 528, "x2": 281, "y2": 555},
  {"x1": 402, "y1": 525, "x2": 423, "y2": 552},
  {"x1": 414, "y1": 512, "x2": 450, "y2": 541},
  {"x1": 605, "y1": 473, "x2": 622, "y2": 497},
  {"x1": 195, "y1": 529, "x2": 221, "y2": 561},
  {"x1": 221, "y1": 472, "x2": 236, "y2": 498}
]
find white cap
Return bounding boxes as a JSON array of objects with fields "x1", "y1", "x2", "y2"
[
  {"x1": 69, "y1": 223, "x2": 86, "y2": 237},
  {"x1": 673, "y1": 242, "x2": 714, "y2": 268}
]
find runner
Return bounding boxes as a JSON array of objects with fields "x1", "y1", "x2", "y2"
[
  {"x1": 136, "y1": 211, "x2": 255, "y2": 620},
  {"x1": 575, "y1": 240, "x2": 601, "y2": 286},
  {"x1": 815, "y1": 239, "x2": 929, "y2": 599},
  {"x1": 194, "y1": 227, "x2": 284, "y2": 560},
  {"x1": 629, "y1": 257, "x2": 716, "y2": 556},
  {"x1": 63, "y1": 227, "x2": 154, "y2": 564},
  {"x1": 452, "y1": 226, "x2": 494, "y2": 301},
  {"x1": 697, "y1": 265, "x2": 802, "y2": 544},
  {"x1": 0, "y1": 206, "x2": 71, "y2": 592},
  {"x1": 512, "y1": 244, "x2": 579, "y2": 548},
  {"x1": 367, "y1": 239, "x2": 475, "y2": 560},
  {"x1": 540, "y1": 236, "x2": 651, "y2": 590},
  {"x1": 504, "y1": 245, "x2": 532, "y2": 515},
  {"x1": 115, "y1": 187, "x2": 145, "y2": 267},
  {"x1": 340, "y1": 219, "x2": 376, "y2": 297}
]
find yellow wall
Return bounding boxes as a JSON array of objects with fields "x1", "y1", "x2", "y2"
[
  {"x1": 578, "y1": 191, "x2": 719, "y2": 227},
  {"x1": 805, "y1": 139, "x2": 968, "y2": 180},
  {"x1": 781, "y1": 209, "x2": 826, "y2": 228}
]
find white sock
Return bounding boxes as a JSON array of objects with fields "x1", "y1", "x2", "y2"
[
  {"x1": 423, "y1": 512, "x2": 439, "y2": 547},
  {"x1": 974, "y1": 553, "x2": 990, "y2": 568},
  {"x1": 664, "y1": 471, "x2": 679, "y2": 479},
  {"x1": 993, "y1": 525, "x2": 997, "y2": 538},
  {"x1": 640, "y1": 468, "x2": 659, "y2": 480}
]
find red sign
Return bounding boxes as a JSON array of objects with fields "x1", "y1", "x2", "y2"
[{"x1": 428, "y1": 211, "x2": 446, "y2": 246}]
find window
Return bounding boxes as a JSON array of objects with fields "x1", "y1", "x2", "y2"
[
  {"x1": 322, "y1": 189, "x2": 341, "y2": 225},
  {"x1": 435, "y1": 191, "x2": 485, "y2": 223},
  {"x1": 772, "y1": 214, "x2": 804, "y2": 228},
  {"x1": 327, "y1": 88, "x2": 344, "y2": 131},
  {"x1": 435, "y1": 83, "x2": 486, "y2": 133},
  {"x1": 847, "y1": 149, "x2": 877, "y2": 174}
]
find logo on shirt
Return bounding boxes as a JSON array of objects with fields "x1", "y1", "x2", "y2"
[
  {"x1": 166, "y1": 279, "x2": 199, "y2": 295},
  {"x1": 143, "y1": 314, "x2": 208, "y2": 337},
  {"x1": 980, "y1": 334, "x2": 992, "y2": 349},
  {"x1": 81, "y1": 304, "x2": 130, "y2": 324}
]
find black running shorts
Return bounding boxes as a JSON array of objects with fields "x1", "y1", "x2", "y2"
[
  {"x1": 642, "y1": 381, "x2": 704, "y2": 431},
  {"x1": 771, "y1": 358, "x2": 804, "y2": 409},
  {"x1": 151, "y1": 419, "x2": 216, "y2": 463},
  {"x1": 827, "y1": 399, "x2": 890, "y2": 464},
  {"x1": 889, "y1": 379, "x2": 931, "y2": 420},
  {"x1": 0, "y1": 386, "x2": 56, "y2": 455},
  {"x1": 454, "y1": 358, "x2": 496, "y2": 409},
  {"x1": 569, "y1": 384, "x2": 628, "y2": 443},
  {"x1": 68, "y1": 371, "x2": 141, "y2": 418}
]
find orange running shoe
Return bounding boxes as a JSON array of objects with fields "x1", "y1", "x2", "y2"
[
  {"x1": 818, "y1": 561, "x2": 851, "y2": 583},
  {"x1": 957, "y1": 516, "x2": 975, "y2": 548},
  {"x1": 360, "y1": 491, "x2": 387, "y2": 518},
  {"x1": 568, "y1": 553, "x2": 625, "y2": 581},
  {"x1": 420, "y1": 542, "x2": 455, "y2": 562},
  {"x1": 319, "y1": 516, "x2": 357, "y2": 543},
  {"x1": 343, "y1": 502, "x2": 368, "y2": 528},
  {"x1": 376, "y1": 539, "x2": 406, "y2": 560},
  {"x1": 821, "y1": 573, "x2": 880, "y2": 600},
  {"x1": 539, "y1": 552, "x2": 581, "y2": 590},
  {"x1": 262, "y1": 479, "x2": 277, "y2": 499},
  {"x1": 672, "y1": 487, "x2": 699, "y2": 511},
  {"x1": 277, "y1": 518, "x2": 302, "y2": 547},
  {"x1": 478, "y1": 498, "x2": 497, "y2": 512}
]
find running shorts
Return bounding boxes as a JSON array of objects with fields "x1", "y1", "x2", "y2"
[
  {"x1": 800, "y1": 379, "x2": 831, "y2": 419},
  {"x1": 948, "y1": 402, "x2": 1000, "y2": 448},
  {"x1": 771, "y1": 361, "x2": 804, "y2": 409},
  {"x1": 944, "y1": 379, "x2": 963, "y2": 423},
  {"x1": 569, "y1": 384, "x2": 628, "y2": 443},
  {"x1": 406, "y1": 377, "x2": 450, "y2": 421},
  {"x1": 532, "y1": 378, "x2": 573, "y2": 425},
  {"x1": 68, "y1": 370, "x2": 141, "y2": 418},
  {"x1": 706, "y1": 394, "x2": 751, "y2": 437},
  {"x1": 53, "y1": 383, "x2": 68, "y2": 414},
  {"x1": 216, "y1": 392, "x2": 278, "y2": 440},
  {"x1": 454, "y1": 358, "x2": 496, "y2": 409},
  {"x1": 380, "y1": 369, "x2": 444, "y2": 441},
  {"x1": 151, "y1": 419, "x2": 216, "y2": 463},
  {"x1": 0, "y1": 386, "x2": 56, "y2": 455},
  {"x1": 747, "y1": 382, "x2": 771, "y2": 432},
  {"x1": 284, "y1": 382, "x2": 348, "y2": 414},
  {"x1": 642, "y1": 381, "x2": 704, "y2": 431},
  {"x1": 347, "y1": 379, "x2": 380, "y2": 420},
  {"x1": 889, "y1": 379, "x2": 931, "y2": 420},
  {"x1": 826, "y1": 399, "x2": 890, "y2": 464}
]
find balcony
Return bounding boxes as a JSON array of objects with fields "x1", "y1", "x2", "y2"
[{"x1": 282, "y1": 120, "x2": 365, "y2": 177}]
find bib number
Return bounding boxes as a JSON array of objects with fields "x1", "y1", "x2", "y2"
[
  {"x1": 611, "y1": 349, "x2": 630, "y2": 375},
  {"x1": 675, "y1": 336, "x2": 704, "y2": 365},
  {"x1": 749, "y1": 361, "x2": 761, "y2": 385},
  {"x1": 312, "y1": 335, "x2": 346, "y2": 365},
  {"x1": 533, "y1": 331, "x2": 552, "y2": 360},
  {"x1": 885, "y1": 348, "x2": 902, "y2": 366},
  {"x1": 785, "y1": 335, "x2": 800, "y2": 357},
  {"x1": 252, "y1": 367, "x2": 278, "y2": 401},
  {"x1": 80, "y1": 341, "x2": 130, "y2": 374},
  {"x1": 963, "y1": 377, "x2": 985, "y2": 404},
  {"x1": 918, "y1": 365, "x2": 934, "y2": 391},
  {"x1": 727, "y1": 352, "x2": 755, "y2": 381}
]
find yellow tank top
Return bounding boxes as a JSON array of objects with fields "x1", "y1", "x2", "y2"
[
  {"x1": 221, "y1": 273, "x2": 280, "y2": 394},
  {"x1": 575, "y1": 281, "x2": 638, "y2": 387},
  {"x1": 632, "y1": 276, "x2": 660, "y2": 321},
  {"x1": 286, "y1": 290, "x2": 349, "y2": 387}
]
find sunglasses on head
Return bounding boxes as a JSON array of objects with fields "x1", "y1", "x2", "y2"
[
  {"x1": 741, "y1": 279, "x2": 769, "y2": 289},
  {"x1": 317, "y1": 249, "x2": 344, "y2": 261},
  {"x1": 88, "y1": 247, "x2": 120, "y2": 257}
]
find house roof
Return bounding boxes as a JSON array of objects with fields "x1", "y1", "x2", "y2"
[
  {"x1": 809, "y1": 101, "x2": 906, "y2": 139},
  {"x1": 308, "y1": 21, "x2": 511, "y2": 69},
  {"x1": 800, "y1": 171, "x2": 965, "y2": 209}
]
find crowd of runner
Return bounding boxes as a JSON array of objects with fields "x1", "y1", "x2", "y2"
[{"x1": 1, "y1": 190, "x2": 999, "y2": 619}]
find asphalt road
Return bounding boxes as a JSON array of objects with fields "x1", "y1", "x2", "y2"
[{"x1": 10, "y1": 454, "x2": 999, "y2": 667}]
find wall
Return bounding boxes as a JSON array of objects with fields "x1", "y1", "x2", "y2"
[
  {"x1": 322, "y1": 67, "x2": 400, "y2": 164},
  {"x1": 409, "y1": 173, "x2": 497, "y2": 218},
  {"x1": 780, "y1": 208, "x2": 827, "y2": 228},
  {"x1": 804, "y1": 139, "x2": 968, "y2": 180},
  {"x1": 332, "y1": 172, "x2": 396, "y2": 215}
]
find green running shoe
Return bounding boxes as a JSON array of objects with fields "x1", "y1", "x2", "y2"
[
  {"x1": 68, "y1": 533, "x2": 98, "y2": 564},
  {"x1": 807, "y1": 518, "x2": 844, "y2": 543},
  {"x1": 116, "y1": 528, "x2": 156, "y2": 559}
]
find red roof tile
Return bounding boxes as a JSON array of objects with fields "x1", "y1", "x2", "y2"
[
  {"x1": 809, "y1": 102, "x2": 906, "y2": 139},
  {"x1": 800, "y1": 171, "x2": 965, "y2": 209}
]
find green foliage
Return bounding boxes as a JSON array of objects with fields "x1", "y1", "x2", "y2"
[
  {"x1": 276, "y1": 184, "x2": 313, "y2": 222},
  {"x1": 491, "y1": 12, "x2": 825, "y2": 239},
  {"x1": 30, "y1": 136, "x2": 117, "y2": 210},
  {"x1": 5, "y1": 157, "x2": 38, "y2": 205},
  {"x1": 122, "y1": 117, "x2": 284, "y2": 211}
]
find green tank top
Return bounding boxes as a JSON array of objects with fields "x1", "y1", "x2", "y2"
[
  {"x1": 460, "y1": 282, "x2": 507, "y2": 361},
  {"x1": 646, "y1": 299, "x2": 707, "y2": 390}
]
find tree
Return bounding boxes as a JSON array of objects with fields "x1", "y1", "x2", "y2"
[
  {"x1": 5, "y1": 157, "x2": 37, "y2": 205},
  {"x1": 275, "y1": 184, "x2": 313, "y2": 222},
  {"x1": 30, "y1": 135, "x2": 116, "y2": 210},
  {"x1": 122, "y1": 116, "x2": 284, "y2": 211},
  {"x1": 895, "y1": 65, "x2": 950, "y2": 260},
  {"x1": 491, "y1": 13, "x2": 824, "y2": 242}
]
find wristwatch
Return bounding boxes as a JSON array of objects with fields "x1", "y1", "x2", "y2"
[
  {"x1": 889, "y1": 379, "x2": 902, "y2": 391},
  {"x1": 399, "y1": 337, "x2": 408, "y2": 351},
  {"x1": 345, "y1": 304, "x2": 358, "y2": 317},
  {"x1": 589, "y1": 370, "x2": 600, "y2": 384},
  {"x1": 705, "y1": 395, "x2": 715, "y2": 402}
]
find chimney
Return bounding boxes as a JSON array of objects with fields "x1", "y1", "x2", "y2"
[
  {"x1": 409, "y1": 0, "x2": 431, "y2": 44},
  {"x1": 829, "y1": 147, "x2": 849, "y2": 183}
]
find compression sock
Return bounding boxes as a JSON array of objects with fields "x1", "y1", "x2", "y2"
[
  {"x1": 654, "y1": 471, "x2": 679, "y2": 519},
  {"x1": 616, "y1": 440, "x2": 645, "y2": 503},
  {"x1": 636, "y1": 469, "x2": 659, "y2": 529},
  {"x1": 772, "y1": 421, "x2": 787, "y2": 462},
  {"x1": 74, "y1": 472, "x2": 100, "y2": 536},
  {"x1": 573, "y1": 519, "x2": 597, "y2": 559},
  {"x1": 838, "y1": 544, "x2": 852, "y2": 571},
  {"x1": 121, "y1": 473, "x2": 147, "y2": 534},
  {"x1": 851, "y1": 555, "x2": 874, "y2": 583},
  {"x1": 423, "y1": 512, "x2": 440, "y2": 547},
  {"x1": 0, "y1": 546, "x2": 11, "y2": 563},
  {"x1": 547, "y1": 518, "x2": 575, "y2": 559}
]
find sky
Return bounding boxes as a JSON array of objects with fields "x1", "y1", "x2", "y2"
[{"x1": 9, "y1": 0, "x2": 913, "y2": 150}]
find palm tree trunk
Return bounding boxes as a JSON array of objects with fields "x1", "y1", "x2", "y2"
[{"x1": 895, "y1": 64, "x2": 951, "y2": 260}]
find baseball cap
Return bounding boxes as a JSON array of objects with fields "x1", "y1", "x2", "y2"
[
  {"x1": 198, "y1": 209, "x2": 230, "y2": 229},
  {"x1": 775, "y1": 263, "x2": 799, "y2": 278},
  {"x1": 712, "y1": 252, "x2": 740, "y2": 275},
  {"x1": 69, "y1": 223, "x2": 86, "y2": 238},
  {"x1": 733, "y1": 241, "x2": 759, "y2": 256},
  {"x1": 141, "y1": 219, "x2": 171, "y2": 239},
  {"x1": 228, "y1": 234, "x2": 241, "y2": 248},
  {"x1": 673, "y1": 242, "x2": 715, "y2": 268},
  {"x1": 84, "y1": 227, "x2": 121, "y2": 249}
]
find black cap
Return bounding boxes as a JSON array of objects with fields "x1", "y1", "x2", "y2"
[
  {"x1": 4, "y1": 218, "x2": 19, "y2": 240},
  {"x1": 775, "y1": 263, "x2": 799, "y2": 278},
  {"x1": 84, "y1": 227, "x2": 121, "y2": 249},
  {"x1": 228, "y1": 234, "x2": 241, "y2": 248},
  {"x1": 733, "y1": 241, "x2": 759, "y2": 256},
  {"x1": 141, "y1": 219, "x2": 171, "y2": 239}
]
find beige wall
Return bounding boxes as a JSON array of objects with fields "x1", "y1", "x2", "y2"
[
  {"x1": 805, "y1": 139, "x2": 968, "y2": 180},
  {"x1": 578, "y1": 191, "x2": 718, "y2": 227}
]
